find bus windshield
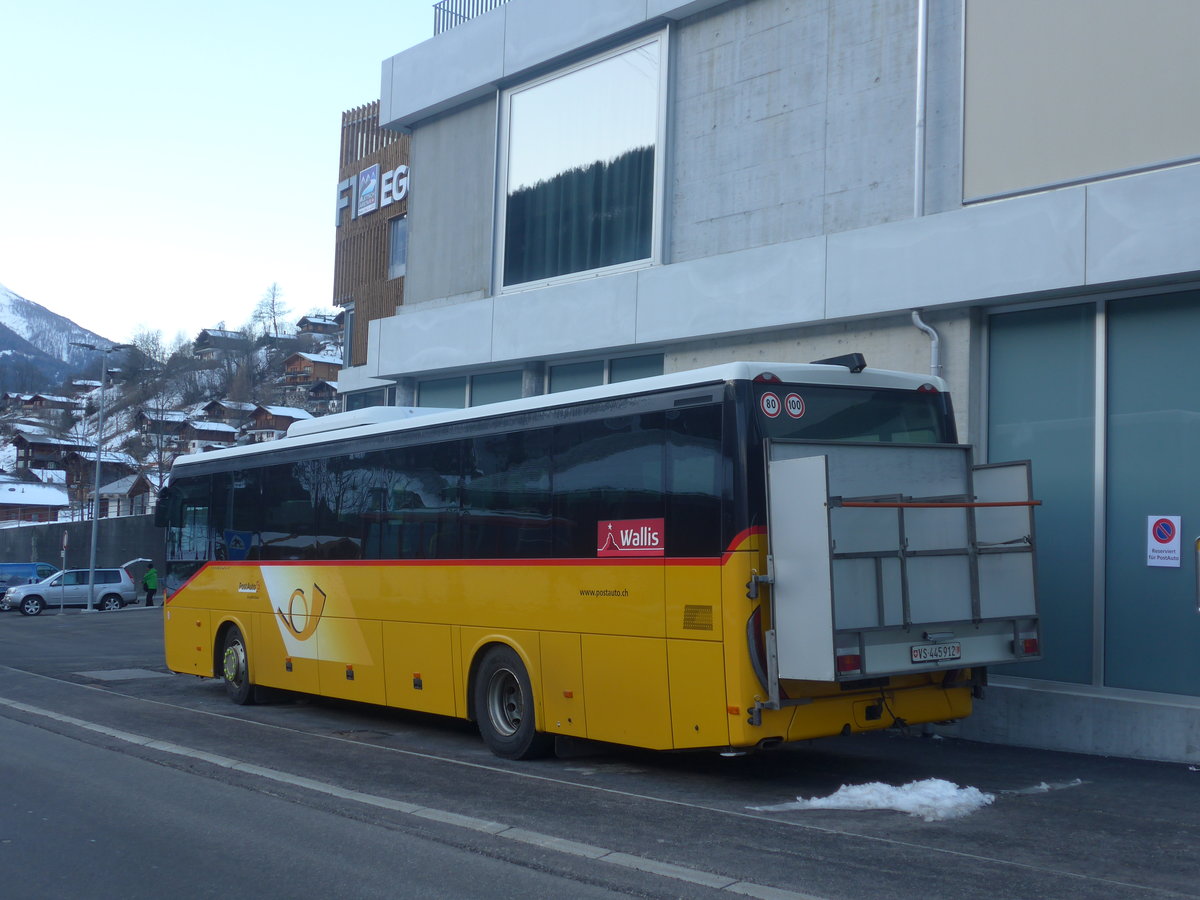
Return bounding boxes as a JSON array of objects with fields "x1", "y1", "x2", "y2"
[{"x1": 754, "y1": 383, "x2": 955, "y2": 444}]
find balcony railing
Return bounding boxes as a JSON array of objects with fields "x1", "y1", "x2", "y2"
[{"x1": 433, "y1": 0, "x2": 509, "y2": 35}]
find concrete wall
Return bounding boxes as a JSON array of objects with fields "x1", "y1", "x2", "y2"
[
  {"x1": 0, "y1": 516, "x2": 164, "y2": 582},
  {"x1": 671, "y1": 0, "x2": 953, "y2": 261}
]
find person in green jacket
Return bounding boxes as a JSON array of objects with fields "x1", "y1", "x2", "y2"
[{"x1": 142, "y1": 566, "x2": 158, "y2": 607}]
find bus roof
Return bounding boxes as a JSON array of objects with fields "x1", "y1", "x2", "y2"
[{"x1": 170, "y1": 361, "x2": 944, "y2": 473}]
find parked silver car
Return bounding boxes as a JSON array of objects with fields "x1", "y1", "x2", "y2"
[{"x1": 5, "y1": 566, "x2": 139, "y2": 615}]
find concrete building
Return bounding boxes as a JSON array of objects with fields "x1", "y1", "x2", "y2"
[{"x1": 335, "y1": 0, "x2": 1200, "y2": 762}]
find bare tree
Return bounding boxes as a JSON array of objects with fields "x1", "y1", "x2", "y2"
[
  {"x1": 249, "y1": 283, "x2": 291, "y2": 339},
  {"x1": 130, "y1": 326, "x2": 168, "y2": 365}
]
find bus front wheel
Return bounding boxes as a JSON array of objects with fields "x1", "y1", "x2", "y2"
[
  {"x1": 221, "y1": 625, "x2": 254, "y2": 705},
  {"x1": 474, "y1": 645, "x2": 552, "y2": 760}
]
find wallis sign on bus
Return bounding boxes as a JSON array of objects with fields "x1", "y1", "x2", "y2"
[{"x1": 597, "y1": 518, "x2": 665, "y2": 558}]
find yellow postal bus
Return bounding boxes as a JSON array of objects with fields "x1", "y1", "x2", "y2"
[{"x1": 160, "y1": 359, "x2": 1041, "y2": 758}]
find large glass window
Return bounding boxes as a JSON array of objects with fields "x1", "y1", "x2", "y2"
[{"x1": 500, "y1": 34, "x2": 663, "y2": 288}]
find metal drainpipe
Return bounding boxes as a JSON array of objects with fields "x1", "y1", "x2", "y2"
[
  {"x1": 913, "y1": 0, "x2": 929, "y2": 218},
  {"x1": 911, "y1": 309, "x2": 943, "y2": 378}
]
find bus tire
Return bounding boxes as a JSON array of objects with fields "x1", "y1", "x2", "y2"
[
  {"x1": 474, "y1": 645, "x2": 552, "y2": 760},
  {"x1": 221, "y1": 625, "x2": 254, "y2": 705}
]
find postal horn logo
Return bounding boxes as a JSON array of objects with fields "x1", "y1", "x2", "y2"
[{"x1": 276, "y1": 583, "x2": 327, "y2": 641}]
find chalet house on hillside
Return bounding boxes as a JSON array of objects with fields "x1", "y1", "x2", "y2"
[
  {"x1": 247, "y1": 405, "x2": 312, "y2": 442},
  {"x1": 61, "y1": 449, "x2": 137, "y2": 515},
  {"x1": 297, "y1": 314, "x2": 340, "y2": 336},
  {"x1": 179, "y1": 420, "x2": 239, "y2": 453},
  {"x1": 11, "y1": 429, "x2": 89, "y2": 471},
  {"x1": 89, "y1": 471, "x2": 161, "y2": 518},
  {"x1": 307, "y1": 380, "x2": 339, "y2": 403},
  {"x1": 61, "y1": 449, "x2": 137, "y2": 490},
  {"x1": 283, "y1": 352, "x2": 342, "y2": 386},
  {"x1": 193, "y1": 329, "x2": 250, "y2": 359},
  {"x1": 24, "y1": 393, "x2": 79, "y2": 412},
  {"x1": 201, "y1": 399, "x2": 256, "y2": 428},
  {"x1": 0, "y1": 476, "x2": 68, "y2": 524},
  {"x1": 1, "y1": 392, "x2": 29, "y2": 411},
  {"x1": 135, "y1": 409, "x2": 188, "y2": 441}
]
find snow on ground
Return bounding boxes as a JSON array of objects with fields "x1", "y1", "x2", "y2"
[{"x1": 751, "y1": 778, "x2": 995, "y2": 822}]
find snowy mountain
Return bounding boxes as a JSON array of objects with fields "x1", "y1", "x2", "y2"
[{"x1": 0, "y1": 283, "x2": 114, "y2": 392}]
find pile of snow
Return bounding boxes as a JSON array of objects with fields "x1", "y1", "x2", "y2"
[{"x1": 751, "y1": 778, "x2": 994, "y2": 822}]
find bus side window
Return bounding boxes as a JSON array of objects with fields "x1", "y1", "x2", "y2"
[
  {"x1": 553, "y1": 414, "x2": 665, "y2": 558},
  {"x1": 394, "y1": 441, "x2": 462, "y2": 560},
  {"x1": 463, "y1": 428, "x2": 553, "y2": 559},
  {"x1": 665, "y1": 405, "x2": 723, "y2": 556}
]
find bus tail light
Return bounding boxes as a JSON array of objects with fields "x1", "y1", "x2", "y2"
[
  {"x1": 1015, "y1": 633, "x2": 1040, "y2": 656},
  {"x1": 754, "y1": 372, "x2": 781, "y2": 384},
  {"x1": 836, "y1": 653, "x2": 862, "y2": 675},
  {"x1": 917, "y1": 383, "x2": 940, "y2": 393}
]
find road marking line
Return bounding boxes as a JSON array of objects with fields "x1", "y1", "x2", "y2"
[{"x1": 0, "y1": 696, "x2": 820, "y2": 900}]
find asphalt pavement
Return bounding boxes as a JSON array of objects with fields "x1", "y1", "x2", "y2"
[{"x1": 0, "y1": 604, "x2": 1197, "y2": 899}]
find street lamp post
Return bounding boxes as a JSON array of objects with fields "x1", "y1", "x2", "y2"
[{"x1": 70, "y1": 342, "x2": 134, "y2": 612}]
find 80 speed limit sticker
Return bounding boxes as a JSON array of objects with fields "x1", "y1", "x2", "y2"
[{"x1": 760, "y1": 392, "x2": 782, "y2": 418}]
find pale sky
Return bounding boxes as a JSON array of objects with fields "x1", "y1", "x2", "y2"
[{"x1": 0, "y1": 0, "x2": 431, "y2": 345}]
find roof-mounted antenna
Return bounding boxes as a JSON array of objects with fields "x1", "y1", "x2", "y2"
[{"x1": 810, "y1": 353, "x2": 867, "y2": 373}]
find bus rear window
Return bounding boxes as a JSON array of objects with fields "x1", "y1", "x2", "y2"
[{"x1": 754, "y1": 384, "x2": 955, "y2": 444}]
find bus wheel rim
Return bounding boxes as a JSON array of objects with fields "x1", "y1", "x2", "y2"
[
  {"x1": 486, "y1": 668, "x2": 522, "y2": 737},
  {"x1": 223, "y1": 641, "x2": 246, "y2": 685}
]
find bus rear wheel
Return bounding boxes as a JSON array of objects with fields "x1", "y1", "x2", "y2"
[
  {"x1": 221, "y1": 625, "x2": 254, "y2": 705},
  {"x1": 474, "y1": 645, "x2": 552, "y2": 760}
]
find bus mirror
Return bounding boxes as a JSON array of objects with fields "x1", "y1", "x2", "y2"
[{"x1": 154, "y1": 486, "x2": 177, "y2": 528}]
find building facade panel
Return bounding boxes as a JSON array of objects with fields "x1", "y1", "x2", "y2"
[
  {"x1": 826, "y1": 187, "x2": 1087, "y2": 318},
  {"x1": 492, "y1": 272, "x2": 641, "y2": 362},
  {"x1": 1085, "y1": 162, "x2": 1200, "y2": 286},
  {"x1": 635, "y1": 236, "x2": 827, "y2": 344},
  {"x1": 964, "y1": 0, "x2": 1200, "y2": 201},
  {"x1": 374, "y1": 296, "x2": 495, "y2": 375},
  {"x1": 502, "y1": 0, "x2": 648, "y2": 76},
  {"x1": 404, "y1": 97, "x2": 498, "y2": 307}
]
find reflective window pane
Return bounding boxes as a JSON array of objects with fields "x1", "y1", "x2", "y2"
[
  {"x1": 388, "y1": 216, "x2": 408, "y2": 279},
  {"x1": 503, "y1": 37, "x2": 660, "y2": 287},
  {"x1": 610, "y1": 354, "x2": 663, "y2": 383},
  {"x1": 471, "y1": 370, "x2": 523, "y2": 406},
  {"x1": 549, "y1": 361, "x2": 604, "y2": 393},
  {"x1": 418, "y1": 377, "x2": 466, "y2": 408}
]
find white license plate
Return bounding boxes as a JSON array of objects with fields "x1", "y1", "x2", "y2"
[{"x1": 911, "y1": 641, "x2": 962, "y2": 663}]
